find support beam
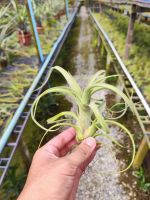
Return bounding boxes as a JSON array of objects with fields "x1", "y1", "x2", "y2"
[
  {"x1": 65, "y1": 0, "x2": 69, "y2": 20},
  {"x1": 137, "y1": 13, "x2": 142, "y2": 23},
  {"x1": 97, "y1": 36, "x2": 102, "y2": 48},
  {"x1": 76, "y1": 0, "x2": 78, "y2": 8},
  {"x1": 19, "y1": 138, "x2": 31, "y2": 170},
  {"x1": 26, "y1": 0, "x2": 44, "y2": 63},
  {"x1": 106, "y1": 53, "x2": 112, "y2": 75},
  {"x1": 124, "y1": 5, "x2": 136, "y2": 59},
  {"x1": 100, "y1": 42, "x2": 107, "y2": 69},
  {"x1": 99, "y1": 2, "x2": 103, "y2": 13},
  {"x1": 133, "y1": 137, "x2": 149, "y2": 169}
]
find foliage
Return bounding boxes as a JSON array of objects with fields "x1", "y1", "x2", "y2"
[
  {"x1": 0, "y1": 0, "x2": 68, "y2": 131},
  {"x1": 11, "y1": 0, "x2": 29, "y2": 33},
  {"x1": 133, "y1": 167, "x2": 150, "y2": 192},
  {"x1": 1, "y1": 165, "x2": 26, "y2": 200},
  {"x1": 0, "y1": 63, "x2": 37, "y2": 134},
  {"x1": 0, "y1": 2, "x2": 17, "y2": 63},
  {"x1": 32, "y1": 0, "x2": 43, "y2": 26},
  {"x1": 31, "y1": 66, "x2": 136, "y2": 172},
  {"x1": 94, "y1": 10, "x2": 150, "y2": 101},
  {"x1": 0, "y1": 3, "x2": 16, "y2": 45}
]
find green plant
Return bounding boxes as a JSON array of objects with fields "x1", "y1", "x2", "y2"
[
  {"x1": 0, "y1": 63, "x2": 37, "y2": 132},
  {"x1": 0, "y1": 3, "x2": 17, "y2": 66},
  {"x1": 11, "y1": 0, "x2": 29, "y2": 33},
  {"x1": 18, "y1": 7, "x2": 29, "y2": 33},
  {"x1": 93, "y1": 10, "x2": 150, "y2": 102},
  {"x1": 0, "y1": 2, "x2": 11, "y2": 26},
  {"x1": 41, "y1": 1, "x2": 56, "y2": 27},
  {"x1": 31, "y1": 66, "x2": 136, "y2": 172},
  {"x1": 1, "y1": 165, "x2": 26, "y2": 200},
  {"x1": 133, "y1": 167, "x2": 150, "y2": 192},
  {"x1": 32, "y1": 0, "x2": 43, "y2": 27}
]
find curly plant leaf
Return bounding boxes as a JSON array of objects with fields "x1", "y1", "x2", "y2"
[
  {"x1": 87, "y1": 70, "x2": 105, "y2": 86},
  {"x1": 31, "y1": 66, "x2": 136, "y2": 172},
  {"x1": 38, "y1": 122, "x2": 83, "y2": 148},
  {"x1": 106, "y1": 102, "x2": 128, "y2": 120},
  {"x1": 93, "y1": 130, "x2": 125, "y2": 149},
  {"x1": 91, "y1": 83, "x2": 135, "y2": 114},
  {"x1": 53, "y1": 66, "x2": 82, "y2": 95},
  {"x1": 82, "y1": 74, "x2": 122, "y2": 104},
  {"x1": 89, "y1": 102, "x2": 109, "y2": 133},
  {"x1": 31, "y1": 86, "x2": 82, "y2": 131},
  {"x1": 106, "y1": 120, "x2": 135, "y2": 173},
  {"x1": 47, "y1": 111, "x2": 78, "y2": 124},
  {"x1": 34, "y1": 66, "x2": 82, "y2": 97}
]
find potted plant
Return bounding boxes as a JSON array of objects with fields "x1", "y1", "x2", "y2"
[
  {"x1": 53, "y1": 2, "x2": 65, "y2": 20},
  {"x1": 32, "y1": 0, "x2": 44, "y2": 34},
  {"x1": 42, "y1": 2, "x2": 57, "y2": 28},
  {"x1": 11, "y1": 0, "x2": 32, "y2": 46},
  {"x1": 17, "y1": 6, "x2": 31, "y2": 46},
  {"x1": 36, "y1": 16, "x2": 43, "y2": 34},
  {"x1": 46, "y1": 16, "x2": 57, "y2": 27}
]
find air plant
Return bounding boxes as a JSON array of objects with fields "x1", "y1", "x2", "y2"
[{"x1": 31, "y1": 66, "x2": 136, "y2": 172}]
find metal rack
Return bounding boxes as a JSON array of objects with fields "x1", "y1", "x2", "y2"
[
  {"x1": 0, "y1": 1, "x2": 78, "y2": 185},
  {"x1": 89, "y1": 9, "x2": 150, "y2": 168}
]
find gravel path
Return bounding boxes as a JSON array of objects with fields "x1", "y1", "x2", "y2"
[
  {"x1": 61, "y1": 5, "x2": 148, "y2": 200},
  {"x1": 74, "y1": 6, "x2": 132, "y2": 200},
  {"x1": 76, "y1": 128, "x2": 131, "y2": 200}
]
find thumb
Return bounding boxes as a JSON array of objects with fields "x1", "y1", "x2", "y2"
[{"x1": 68, "y1": 137, "x2": 96, "y2": 168}]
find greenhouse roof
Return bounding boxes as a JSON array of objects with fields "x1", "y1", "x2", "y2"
[
  {"x1": 99, "y1": 0, "x2": 150, "y2": 9},
  {"x1": 132, "y1": 0, "x2": 150, "y2": 8}
]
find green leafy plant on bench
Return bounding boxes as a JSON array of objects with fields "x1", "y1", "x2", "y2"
[{"x1": 133, "y1": 167, "x2": 150, "y2": 192}]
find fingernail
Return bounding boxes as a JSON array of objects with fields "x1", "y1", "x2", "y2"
[{"x1": 83, "y1": 137, "x2": 96, "y2": 148}]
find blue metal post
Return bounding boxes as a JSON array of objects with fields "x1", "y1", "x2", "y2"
[
  {"x1": 27, "y1": 0, "x2": 44, "y2": 63},
  {"x1": 65, "y1": 0, "x2": 69, "y2": 20},
  {"x1": 76, "y1": 0, "x2": 78, "y2": 8}
]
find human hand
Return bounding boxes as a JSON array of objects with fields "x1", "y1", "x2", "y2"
[{"x1": 18, "y1": 128, "x2": 96, "y2": 200}]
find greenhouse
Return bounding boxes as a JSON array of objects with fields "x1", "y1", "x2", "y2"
[{"x1": 0, "y1": 0, "x2": 150, "y2": 199}]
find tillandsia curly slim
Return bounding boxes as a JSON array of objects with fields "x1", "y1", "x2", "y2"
[{"x1": 31, "y1": 66, "x2": 136, "y2": 172}]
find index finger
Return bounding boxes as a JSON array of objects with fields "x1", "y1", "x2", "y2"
[{"x1": 43, "y1": 127, "x2": 76, "y2": 152}]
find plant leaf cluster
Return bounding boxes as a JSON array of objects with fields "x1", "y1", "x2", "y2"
[
  {"x1": 133, "y1": 167, "x2": 150, "y2": 192},
  {"x1": 0, "y1": 63, "x2": 37, "y2": 134},
  {"x1": 31, "y1": 66, "x2": 136, "y2": 172}
]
